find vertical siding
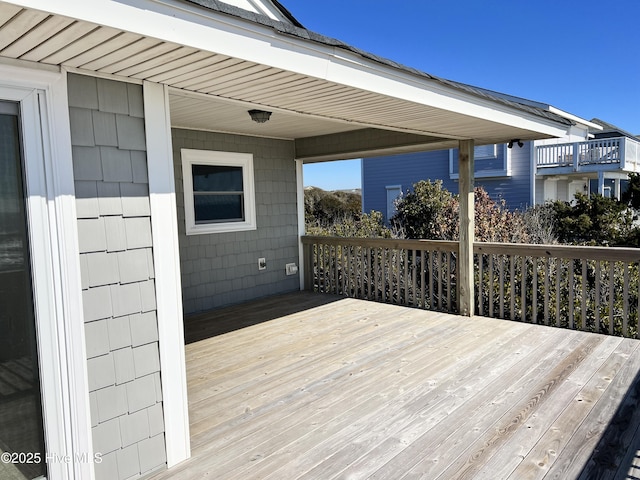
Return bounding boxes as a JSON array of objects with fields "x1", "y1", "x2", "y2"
[
  {"x1": 172, "y1": 129, "x2": 300, "y2": 314},
  {"x1": 362, "y1": 143, "x2": 534, "y2": 221},
  {"x1": 69, "y1": 74, "x2": 166, "y2": 480}
]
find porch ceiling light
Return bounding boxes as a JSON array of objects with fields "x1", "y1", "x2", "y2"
[
  {"x1": 507, "y1": 139, "x2": 524, "y2": 148},
  {"x1": 248, "y1": 109, "x2": 272, "y2": 124}
]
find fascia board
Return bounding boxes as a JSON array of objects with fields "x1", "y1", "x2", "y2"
[{"x1": 9, "y1": 0, "x2": 570, "y2": 138}]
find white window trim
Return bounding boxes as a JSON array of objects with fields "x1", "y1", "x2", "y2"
[
  {"x1": 385, "y1": 185, "x2": 402, "y2": 221},
  {"x1": 181, "y1": 149, "x2": 257, "y2": 235},
  {"x1": 449, "y1": 144, "x2": 510, "y2": 179},
  {"x1": 0, "y1": 64, "x2": 93, "y2": 479}
]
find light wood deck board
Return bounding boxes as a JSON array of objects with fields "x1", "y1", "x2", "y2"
[{"x1": 148, "y1": 292, "x2": 640, "y2": 480}]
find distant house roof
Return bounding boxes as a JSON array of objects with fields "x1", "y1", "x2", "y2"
[
  {"x1": 590, "y1": 118, "x2": 638, "y2": 139},
  {"x1": 183, "y1": 0, "x2": 575, "y2": 127}
]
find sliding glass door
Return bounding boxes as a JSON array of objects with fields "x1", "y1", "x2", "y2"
[{"x1": 0, "y1": 101, "x2": 46, "y2": 479}]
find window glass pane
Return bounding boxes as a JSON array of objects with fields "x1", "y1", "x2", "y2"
[
  {"x1": 475, "y1": 144, "x2": 496, "y2": 158},
  {"x1": 194, "y1": 194, "x2": 244, "y2": 223},
  {"x1": 0, "y1": 107, "x2": 46, "y2": 478},
  {"x1": 192, "y1": 165, "x2": 243, "y2": 192}
]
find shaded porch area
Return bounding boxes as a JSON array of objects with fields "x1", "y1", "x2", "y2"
[{"x1": 150, "y1": 292, "x2": 640, "y2": 479}]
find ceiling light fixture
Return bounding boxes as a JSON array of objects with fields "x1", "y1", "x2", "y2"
[{"x1": 248, "y1": 109, "x2": 272, "y2": 124}]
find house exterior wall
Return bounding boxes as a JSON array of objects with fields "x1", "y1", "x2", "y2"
[
  {"x1": 362, "y1": 143, "x2": 534, "y2": 223},
  {"x1": 172, "y1": 129, "x2": 300, "y2": 314},
  {"x1": 68, "y1": 73, "x2": 166, "y2": 480}
]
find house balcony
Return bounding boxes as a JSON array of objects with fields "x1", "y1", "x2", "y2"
[
  {"x1": 536, "y1": 136, "x2": 640, "y2": 175},
  {"x1": 148, "y1": 236, "x2": 640, "y2": 479}
]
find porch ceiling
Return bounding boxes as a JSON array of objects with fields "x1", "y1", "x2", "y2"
[{"x1": 0, "y1": 1, "x2": 578, "y2": 161}]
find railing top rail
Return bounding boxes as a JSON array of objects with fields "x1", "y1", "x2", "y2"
[
  {"x1": 301, "y1": 235, "x2": 459, "y2": 252},
  {"x1": 536, "y1": 136, "x2": 627, "y2": 149},
  {"x1": 474, "y1": 241, "x2": 640, "y2": 262}
]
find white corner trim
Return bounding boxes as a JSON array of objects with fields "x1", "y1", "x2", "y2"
[
  {"x1": 143, "y1": 80, "x2": 191, "y2": 467},
  {"x1": 296, "y1": 159, "x2": 305, "y2": 291},
  {"x1": 0, "y1": 64, "x2": 94, "y2": 480}
]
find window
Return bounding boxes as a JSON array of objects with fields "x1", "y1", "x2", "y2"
[
  {"x1": 181, "y1": 149, "x2": 256, "y2": 234},
  {"x1": 385, "y1": 185, "x2": 402, "y2": 223},
  {"x1": 448, "y1": 144, "x2": 510, "y2": 179}
]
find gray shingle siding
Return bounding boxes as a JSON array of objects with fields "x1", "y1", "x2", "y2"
[
  {"x1": 68, "y1": 73, "x2": 166, "y2": 480},
  {"x1": 172, "y1": 129, "x2": 300, "y2": 314}
]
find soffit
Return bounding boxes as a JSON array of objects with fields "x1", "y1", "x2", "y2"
[{"x1": 0, "y1": 2, "x2": 572, "y2": 155}]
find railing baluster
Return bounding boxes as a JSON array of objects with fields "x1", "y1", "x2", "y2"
[
  {"x1": 568, "y1": 261, "x2": 574, "y2": 329},
  {"x1": 448, "y1": 252, "x2": 453, "y2": 311},
  {"x1": 420, "y1": 250, "x2": 426, "y2": 309},
  {"x1": 509, "y1": 255, "x2": 515, "y2": 321},
  {"x1": 411, "y1": 249, "x2": 417, "y2": 307},
  {"x1": 376, "y1": 247, "x2": 381, "y2": 301},
  {"x1": 532, "y1": 257, "x2": 538, "y2": 324},
  {"x1": 595, "y1": 261, "x2": 601, "y2": 334},
  {"x1": 499, "y1": 255, "x2": 505, "y2": 319},
  {"x1": 623, "y1": 263, "x2": 629, "y2": 337},
  {"x1": 478, "y1": 253, "x2": 484, "y2": 316},
  {"x1": 544, "y1": 256, "x2": 550, "y2": 325},
  {"x1": 581, "y1": 259, "x2": 587, "y2": 332},
  {"x1": 429, "y1": 250, "x2": 435, "y2": 310},
  {"x1": 609, "y1": 261, "x2": 615, "y2": 335},
  {"x1": 521, "y1": 256, "x2": 527, "y2": 322},
  {"x1": 488, "y1": 254, "x2": 494, "y2": 318},
  {"x1": 555, "y1": 258, "x2": 561, "y2": 327},
  {"x1": 381, "y1": 248, "x2": 386, "y2": 303},
  {"x1": 438, "y1": 251, "x2": 443, "y2": 311}
]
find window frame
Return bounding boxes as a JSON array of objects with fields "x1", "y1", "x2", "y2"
[
  {"x1": 448, "y1": 144, "x2": 511, "y2": 179},
  {"x1": 181, "y1": 149, "x2": 256, "y2": 235}
]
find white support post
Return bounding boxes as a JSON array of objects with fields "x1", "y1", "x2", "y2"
[
  {"x1": 458, "y1": 139, "x2": 474, "y2": 316},
  {"x1": 296, "y1": 159, "x2": 305, "y2": 291},
  {"x1": 143, "y1": 81, "x2": 191, "y2": 467}
]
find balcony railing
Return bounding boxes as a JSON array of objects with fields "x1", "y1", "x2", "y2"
[
  {"x1": 302, "y1": 235, "x2": 640, "y2": 338},
  {"x1": 536, "y1": 136, "x2": 640, "y2": 172}
]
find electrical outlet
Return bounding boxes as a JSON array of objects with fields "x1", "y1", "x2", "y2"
[
  {"x1": 285, "y1": 263, "x2": 298, "y2": 276},
  {"x1": 258, "y1": 257, "x2": 266, "y2": 270}
]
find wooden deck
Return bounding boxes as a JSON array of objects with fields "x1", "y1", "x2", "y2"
[{"x1": 150, "y1": 292, "x2": 640, "y2": 480}]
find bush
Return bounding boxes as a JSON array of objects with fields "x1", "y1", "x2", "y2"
[
  {"x1": 391, "y1": 180, "x2": 532, "y2": 243},
  {"x1": 550, "y1": 193, "x2": 635, "y2": 246}
]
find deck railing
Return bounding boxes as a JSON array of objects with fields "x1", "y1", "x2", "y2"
[
  {"x1": 536, "y1": 136, "x2": 640, "y2": 171},
  {"x1": 302, "y1": 235, "x2": 640, "y2": 338},
  {"x1": 301, "y1": 236, "x2": 458, "y2": 311}
]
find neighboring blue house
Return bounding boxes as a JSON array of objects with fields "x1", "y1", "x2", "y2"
[{"x1": 363, "y1": 116, "x2": 640, "y2": 222}]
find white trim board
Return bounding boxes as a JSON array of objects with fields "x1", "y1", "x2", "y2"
[{"x1": 143, "y1": 80, "x2": 191, "y2": 467}]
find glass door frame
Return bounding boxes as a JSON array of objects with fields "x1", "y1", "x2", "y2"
[{"x1": 0, "y1": 64, "x2": 93, "y2": 480}]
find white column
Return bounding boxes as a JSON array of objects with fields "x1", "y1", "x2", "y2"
[
  {"x1": 458, "y1": 140, "x2": 474, "y2": 316},
  {"x1": 143, "y1": 81, "x2": 191, "y2": 466}
]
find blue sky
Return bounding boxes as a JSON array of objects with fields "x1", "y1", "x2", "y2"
[{"x1": 293, "y1": 0, "x2": 640, "y2": 190}]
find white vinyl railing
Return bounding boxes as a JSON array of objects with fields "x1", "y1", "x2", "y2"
[{"x1": 536, "y1": 137, "x2": 640, "y2": 171}]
